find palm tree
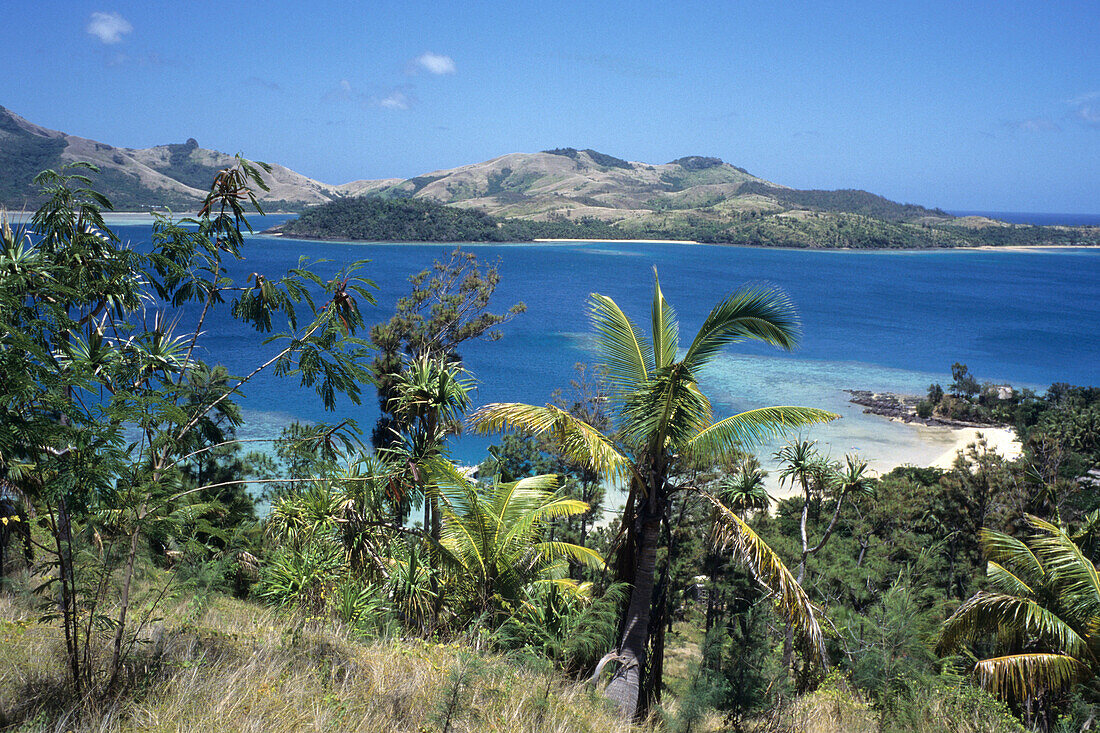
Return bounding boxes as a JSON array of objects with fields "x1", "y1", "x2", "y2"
[
  {"x1": 470, "y1": 269, "x2": 837, "y2": 719},
  {"x1": 938, "y1": 515, "x2": 1100, "y2": 729},
  {"x1": 434, "y1": 469, "x2": 604, "y2": 619}
]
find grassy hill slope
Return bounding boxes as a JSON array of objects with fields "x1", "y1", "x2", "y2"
[
  {"x1": 0, "y1": 106, "x2": 336, "y2": 210},
  {"x1": 0, "y1": 593, "x2": 635, "y2": 732}
]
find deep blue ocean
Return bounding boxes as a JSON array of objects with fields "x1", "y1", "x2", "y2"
[{"x1": 103, "y1": 213, "x2": 1100, "y2": 479}]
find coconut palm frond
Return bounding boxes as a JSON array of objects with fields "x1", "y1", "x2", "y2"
[
  {"x1": 681, "y1": 285, "x2": 801, "y2": 370},
  {"x1": 437, "y1": 470, "x2": 607, "y2": 612},
  {"x1": 589, "y1": 291, "x2": 653, "y2": 394},
  {"x1": 986, "y1": 561, "x2": 1037, "y2": 599},
  {"x1": 700, "y1": 490, "x2": 827, "y2": 669},
  {"x1": 684, "y1": 406, "x2": 838, "y2": 462},
  {"x1": 468, "y1": 402, "x2": 629, "y2": 482},
  {"x1": 620, "y1": 363, "x2": 713, "y2": 451},
  {"x1": 938, "y1": 591, "x2": 1088, "y2": 658},
  {"x1": 974, "y1": 653, "x2": 1090, "y2": 700},
  {"x1": 981, "y1": 529, "x2": 1045, "y2": 591},
  {"x1": 1027, "y1": 515, "x2": 1100, "y2": 618},
  {"x1": 535, "y1": 540, "x2": 606, "y2": 570},
  {"x1": 650, "y1": 269, "x2": 678, "y2": 371}
]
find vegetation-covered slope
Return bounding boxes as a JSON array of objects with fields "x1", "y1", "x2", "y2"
[
  {"x1": 279, "y1": 195, "x2": 1100, "y2": 248},
  {"x1": 4, "y1": 106, "x2": 1099, "y2": 247}
]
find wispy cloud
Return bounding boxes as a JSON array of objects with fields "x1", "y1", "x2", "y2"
[
  {"x1": 103, "y1": 50, "x2": 170, "y2": 68},
  {"x1": 376, "y1": 87, "x2": 417, "y2": 110},
  {"x1": 324, "y1": 78, "x2": 365, "y2": 104},
  {"x1": 566, "y1": 53, "x2": 680, "y2": 80},
  {"x1": 86, "y1": 11, "x2": 132, "y2": 44},
  {"x1": 409, "y1": 52, "x2": 456, "y2": 75},
  {"x1": 1067, "y1": 91, "x2": 1100, "y2": 128},
  {"x1": 1004, "y1": 117, "x2": 1060, "y2": 133}
]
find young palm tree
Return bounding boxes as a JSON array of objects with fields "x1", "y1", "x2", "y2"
[
  {"x1": 938, "y1": 515, "x2": 1100, "y2": 728},
  {"x1": 470, "y1": 269, "x2": 837, "y2": 719},
  {"x1": 434, "y1": 469, "x2": 604, "y2": 619}
]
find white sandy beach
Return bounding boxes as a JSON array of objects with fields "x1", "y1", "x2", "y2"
[
  {"x1": 764, "y1": 423, "x2": 1023, "y2": 501},
  {"x1": 927, "y1": 425, "x2": 1022, "y2": 469}
]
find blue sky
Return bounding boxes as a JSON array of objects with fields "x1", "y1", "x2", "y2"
[{"x1": 4, "y1": 1, "x2": 1099, "y2": 212}]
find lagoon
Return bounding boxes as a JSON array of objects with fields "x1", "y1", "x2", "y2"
[{"x1": 107, "y1": 216, "x2": 1100, "y2": 494}]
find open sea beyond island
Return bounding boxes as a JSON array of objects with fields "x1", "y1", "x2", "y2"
[{"x1": 106, "y1": 214, "x2": 1100, "y2": 501}]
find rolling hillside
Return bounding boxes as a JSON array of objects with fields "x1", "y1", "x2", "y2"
[
  {"x1": 5, "y1": 105, "x2": 1097, "y2": 248},
  {"x1": 0, "y1": 106, "x2": 338, "y2": 210}
]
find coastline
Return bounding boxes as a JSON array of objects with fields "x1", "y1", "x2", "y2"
[
  {"x1": 254, "y1": 231, "x2": 1100, "y2": 252},
  {"x1": 532, "y1": 237, "x2": 699, "y2": 244},
  {"x1": 927, "y1": 425, "x2": 1022, "y2": 469},
  {"x1": 766, "y1": 422, "x2": 1023, "y2": 502},
  {"x1": 90, "y1": 215, "x2": 1099, "y2": 252}
]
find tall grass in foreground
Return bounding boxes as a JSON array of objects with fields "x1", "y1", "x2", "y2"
[{"x1": 0, "y1": 592, "x2": 636, "y2": 732}]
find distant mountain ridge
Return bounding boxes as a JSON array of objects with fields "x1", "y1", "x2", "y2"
[
  {"x1": 0, "y1": 105, "x2": 947, "y2": 226},
  {"x1": 0, "y1": 106, "x2": 338, "y2": 210},
  {"x1": 4, "y1": 105, "x2": 1098, "y2": 248}
]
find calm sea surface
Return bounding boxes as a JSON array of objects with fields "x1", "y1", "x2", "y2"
[{"x1": 104, "y1": 214, "x2": 1100, "y2": 483}]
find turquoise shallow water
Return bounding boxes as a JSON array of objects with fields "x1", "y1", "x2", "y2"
[{"x1": 104, "y1": 216, "x2": 1100, "y2": 499}]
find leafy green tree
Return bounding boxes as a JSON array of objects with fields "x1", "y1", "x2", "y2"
[
  {"x1": 434, "y1": 470, "x2": 604, "y2": 620},
  {"x1": 0, "y1": 158, "x2": 375, "y2": 693},
  {"x1": 369, "y1": 249, "x2": 524, "y2": 449},
  {"x1": 719, "y1": 458, "x2": 770, "y2": 519},
  {"x1": 952, "y1": 362, "x2": 981, "y2": 399},
  {"x1": 471, "y1": 268, "x2": 835, "y2": 719}
]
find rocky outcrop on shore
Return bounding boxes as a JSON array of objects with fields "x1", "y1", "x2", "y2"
[{"x1": 845, "y1": 390, "x2": 1008, "y2": 429}]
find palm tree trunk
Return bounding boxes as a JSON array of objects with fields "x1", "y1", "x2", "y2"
[{"x1": 604, "y1": 511, "x2": 661, "y2": 719}]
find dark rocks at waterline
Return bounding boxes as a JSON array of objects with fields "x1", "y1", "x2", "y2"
[{"x1": 844, "y1": 390, "x2": 1004, "y2": 429}]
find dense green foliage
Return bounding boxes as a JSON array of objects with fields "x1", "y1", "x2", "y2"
[
  {"x1": 0, "y1": 108, "x2": 66, "y2": 208},
  {"x1": 5, "y1": 159, "x2": 1100, "y2": 731},
  {"x1": 666, "y1": 156, "x2": 727, "y2": 171},
  {"x1": 281, "y1": 196, "x2": 508, "y2": 241},
  {"x1": 281, "y1": 193, "x2": 1100, "y2": 249},
  {"x1": 542, "y1": 147, "x2": 634, "y2": 169},
  {"x1": 735, "y1": 182, "x2": 949, "y2": 221}
]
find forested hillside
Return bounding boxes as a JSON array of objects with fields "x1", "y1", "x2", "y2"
[{"x1": 280, "y1": 195, "x2": 1100, "y2": 248}]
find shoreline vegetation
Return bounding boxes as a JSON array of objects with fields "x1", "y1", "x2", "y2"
[
  {"x1": 270, "y1": 196, "x2": 1100, "y2": 250},
  {"x1": 845, "y1": 363, "x2": 1061, "y2": 472}
]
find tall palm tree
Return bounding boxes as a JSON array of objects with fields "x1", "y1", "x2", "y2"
[
  {"x1": 938, "y1": 515, "x2": 1100, "y2": 729},
  {"x1": 470, "y1": 269, "x2": 837, "y2": 719}
]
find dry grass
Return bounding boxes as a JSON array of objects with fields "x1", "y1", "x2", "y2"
[{"x1": 0, "y1": 593, "x2": 637, "y2": 732}]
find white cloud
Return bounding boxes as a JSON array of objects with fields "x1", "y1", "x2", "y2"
[
  {"x1": 412, "y1": 52, "x2": 456, "y2": 75},
  {"x1": 86, "y1": 11, "x2": 132, "y2": 44},
  {"x1": 1075, "y1": 105, "x2": 1100, "y2": 127},
  {"x1": 378, "y1": 90, "x2": 412, "y2": 110}
]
